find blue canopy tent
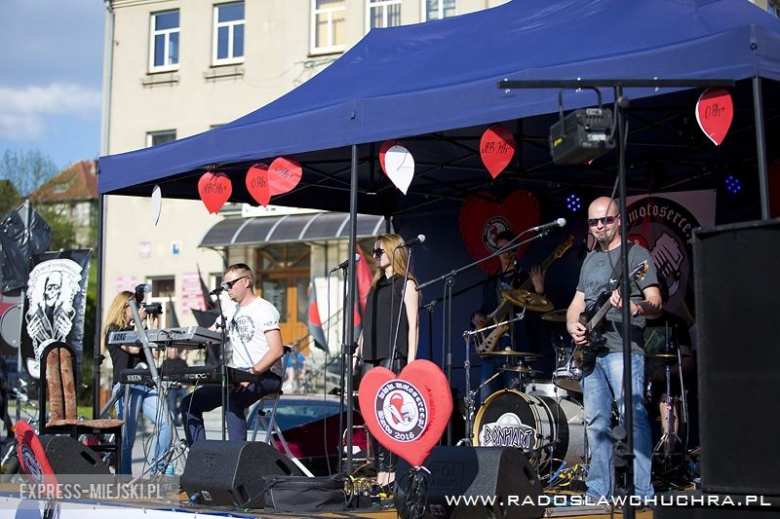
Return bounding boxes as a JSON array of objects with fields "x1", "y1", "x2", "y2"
[{"x1": 97, "y1": 0, "x2": 780, "y2": 459}]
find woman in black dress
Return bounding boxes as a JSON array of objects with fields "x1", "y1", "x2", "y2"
[{"x1": 354, "y1": 233, "x2": 420, "y2": 494}]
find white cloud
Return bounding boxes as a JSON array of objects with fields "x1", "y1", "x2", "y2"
[
  {"x1": 0, "y1": 113, "x2": 46, "y2": 141},
  {"x1": 0, "y1": 82, "x2": 101, "y2": 115}
]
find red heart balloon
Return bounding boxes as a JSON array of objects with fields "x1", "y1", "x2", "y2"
[
  {"x1": 358, "y1": 360, "x2": 452, "y2": 468},
  {"x1": 246, "y1": 163, "x2": 271, "y2": 206},
  {"x1": 269, "y1": 156, "x2": 303, "y2": 196},
  {"x1": 198, "y1": 172, "x2": 232, "y2": 214},
  {"x1": 480, "y1": 124, "x2": 515, "y2": 178},
  {"x1": 696, "y1": 87, "x2": 733, "y2": 146},
  {"x1": 458, "y1": 190, "x2": 540, "y2": 273},
  {"x1": 379, "y1": 139, "x2": 403, "y2": 175}
]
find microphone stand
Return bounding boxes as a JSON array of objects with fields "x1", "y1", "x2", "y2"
[
  {"x1": 422, "y1": 300, "x2": 437, "y2": 362},
  {"x1": 417, "y1": 229, "x2": 552, "y2": 444},
  {"x1": 389, "y1": 244, "x2": 416, "y2": 371},
  {"x1": 333, "y1": 263, "x2": 351, "y2": 473},
  {"x1": 214, "y1": 292, "x2": 230, "y2": 441}
]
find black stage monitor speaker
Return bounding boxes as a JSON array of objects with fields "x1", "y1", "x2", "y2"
[
  {"x1": 181, "y1": 440, "x2": 303, "y2": 508},
  {"x1": 694, "y1": 218, "x2": 780, "y2": 496},
  {"x1": 395, "y1": 446, "x2": 544, "y2": 519},
  {"x1": 38, "y1": 435, "x2": 111, "y2": 475}
]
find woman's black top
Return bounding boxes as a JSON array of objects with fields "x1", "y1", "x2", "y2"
[
  {"x1": 363, "y1": 275, "x2": 414, "y2": 361},
  {"x1": 106, "y1": 324, "x2": 144, "y2": 385}
]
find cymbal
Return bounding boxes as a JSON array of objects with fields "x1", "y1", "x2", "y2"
[
  {"x1": 480, "y1": 348, "x2": 544, "y2": 359},
  {"x1": 645, "y1": 352, "x2": 693, "y2": 361},
  {"x1": 500, "y1": 365, "x2": 543, "y2": 376},
  {"x1": 502, "y1": 289, "x2": 554, "y2": 312},
  {"x1": 541, "y1": 309, "x2": 568, "y2": 322}
]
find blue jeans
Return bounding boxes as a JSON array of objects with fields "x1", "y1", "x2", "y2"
[
  {"x1": 180, "y1": 371, "x2": 282, "y2": 445},
  {"x1": 113, "y1": 383, "x2": 173, "y2": 475},
  {"x1": 581, "y1": 352, "x2": 653, "y2": 499},
  {"x1": 167, "y1": 387, "x2": 187, "y2": 426}
]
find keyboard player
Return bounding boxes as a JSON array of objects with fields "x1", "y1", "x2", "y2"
[
  {"x1": 181, "y1": 263, "x2": 285, "y2": 444},
  {"x1": 104, "y1": 291, "x2": 172, "y2": 475}
]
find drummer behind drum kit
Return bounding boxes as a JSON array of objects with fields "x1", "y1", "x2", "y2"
[{"x1": 462, "y1": 288, "x2": 589, "y2": 489}]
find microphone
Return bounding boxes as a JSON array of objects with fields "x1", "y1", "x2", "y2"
[
  {"x1": 208, "y1": 282, "x2": 230, "y2": 295},
  {"x1": 530, "y1": 218, "x2": 566, "y2": 233},
  {"x1": 329, "y1": 253, "x2": 361, "y2": 273},
  {"x1": 396, "y1": 234, "x2": 426, "y2": 249}
]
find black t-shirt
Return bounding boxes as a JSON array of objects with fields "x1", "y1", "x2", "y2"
[
  {"x1": 363, "y1": 275, "x2": 413, "y2": 361},
  {"x1": 107, "y1": 324, "x2": 144, "y2": 385}
]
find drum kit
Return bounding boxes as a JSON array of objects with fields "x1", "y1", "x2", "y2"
[{"x1": 461, "y1": 289, "x2": 588, "y2": 488}]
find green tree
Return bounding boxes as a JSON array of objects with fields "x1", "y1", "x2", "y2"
[{"x1": 0, "y1": 149, "x2": 59, "y2": 196}]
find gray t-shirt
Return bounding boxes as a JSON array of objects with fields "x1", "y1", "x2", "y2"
[{"x1": 576, "y1": 244, "x2": 658, "y2": 353}]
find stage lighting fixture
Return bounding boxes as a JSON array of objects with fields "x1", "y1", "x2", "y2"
[
  {"x1": 549, "y1": 107, "x2": 615, "y2": 165},
  {"x1": 566, "y1": 194, "x2": 582, "y2": 212},
  {"x1": 725, "y1": 175, "x2": 741, "y2": 194}
]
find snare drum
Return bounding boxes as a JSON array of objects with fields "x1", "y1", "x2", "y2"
[
  {"x1": 473, "y1": 389, "x2": 586, "y2": 471},
  {"x1": 553, "y1": 342, "x2": 583, "y2": 393}
]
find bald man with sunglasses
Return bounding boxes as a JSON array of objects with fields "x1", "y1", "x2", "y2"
[{"x1": 566, "y1": 197, "x2": 662, "y2": 503}]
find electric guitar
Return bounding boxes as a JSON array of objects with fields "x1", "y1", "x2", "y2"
[
  {"x1": 476, "y1": 235, "x2": 574, "y2": 354},
  {"x1": 574, "y1": 260, "x2": 649, "y2": 370}
]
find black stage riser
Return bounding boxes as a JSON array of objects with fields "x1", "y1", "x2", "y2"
[
  {"x1": 39, "y1": 435, "x2": 111, "y2": 475},
  {"x1": 181, "y1": 440, "x2": 302, "y2": 508},
  {"x1": 694, "y1": 218, "x2": 780, "y2": 496},
  {"x1": 395, "y1": 446, "x2": 544, "y2": 519}
]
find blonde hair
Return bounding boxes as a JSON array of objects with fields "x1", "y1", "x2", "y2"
[
  {"x1": 102, "y1": 291, "x2": 134, "y2": 352},
  {"x1": 371, "y1": 234, "x2": 418, "y2": 289}
]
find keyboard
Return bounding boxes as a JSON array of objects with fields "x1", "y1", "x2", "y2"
[
  {"x1": 107, "y1": 326, "x2": 222, "y2": 349},
  {"x1": 119, "y1": 365, "x2": 259, "y2": 385}
]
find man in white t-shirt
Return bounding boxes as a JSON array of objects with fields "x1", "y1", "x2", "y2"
[{"x1": 181, "y1": 263, "x2": 285, "y2": 444}]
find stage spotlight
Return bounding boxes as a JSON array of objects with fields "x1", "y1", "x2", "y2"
[
  {"x1": 725, "y1": 175, "x2": 741, "y2": 194},
  {"x1": 566, "y1": 194, "x2": 582, "y2": 212},
  {"x1": 549, "y1": 89, "x2": 615, "y2": 165}
]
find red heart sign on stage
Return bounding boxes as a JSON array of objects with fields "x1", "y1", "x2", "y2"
[
  {"x1": 696, "y1": 87, "x2": 733, "y2": 146},
  {"x1": 268, "y1": 156, "x2": 303, "y2": 196},
  {"x1": 246, "y1": 163, "x2": 271, "y2": 206},
  {"x1": 480, "y1": 124, "x2": 515, "y2": 179},
  {"x1": 16, "y1": 420, "x2": 59, "y2": 490},
  {"x1": 379, "y1": 139, "x2": 403, "y2": 175},
  {"x1": 458, "y1": 190, "x2": 541, "y2": 273},
  {"x1": 358, "y1": 360, "x2": 452, "y2": 468},
  {"x1": 198, "y1": 172, "x2": 232, "y2": 214}
]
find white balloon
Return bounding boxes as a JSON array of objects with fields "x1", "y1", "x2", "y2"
[
  {"x1": 151, "y1": 185, "x2": 162, "y2": 226},
  {"x1": 384, "y1": 145, "x2": 415, "y2": 195}
]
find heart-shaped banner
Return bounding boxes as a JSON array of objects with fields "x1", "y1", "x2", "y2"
[
  {"x1": 198, "y1": 172, "x2": 232, "y2": 214},
  {"x1": 269, "y1": 156, "x2": 303, "y2": 196},
  {"x1": 378, "y1": 139, "x2": 403, "y2": 175},
  {"x1": 384, "y1": 144, "x2": 415, "y2": 194},
  {"x1": 358, "y1": 360, "x2": 452, "y2": 468},
  {"x1": 480, "y1": 124, "x2": 515, "y2": 178},
  {"x1": 695, "y1": 87, "x2": 733, "y2": 146},
  {"x1": 458, "y1": 190, "x2": 540, "y2": 273},
  {"x1": 246, "y1": 163, "x2": 271, "y2": 206}
]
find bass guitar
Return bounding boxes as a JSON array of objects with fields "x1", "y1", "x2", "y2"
[
  {"x1": 476, "y1": 235, "x2": 574, "y2": 354},
  {"x1": 574, "y1": 260, "x2": 649, "y2": 370}
]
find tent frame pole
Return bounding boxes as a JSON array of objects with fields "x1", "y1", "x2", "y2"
[
  {"x1": 752, "y1": 76, "x2": 770, "y2": 220},
  {"x1": 344, "y1": 144, "x2": 359, "y2": 475}
]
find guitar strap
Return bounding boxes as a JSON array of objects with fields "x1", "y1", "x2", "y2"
[{"x1": 607, "y1": 243, "x2": 634, "y2": 292}]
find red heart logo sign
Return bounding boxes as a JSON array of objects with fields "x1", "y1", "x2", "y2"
[
  {"x1": 696, "y1": 87, "x2": 733, "y2": 146},
  {"x1": 269, "y1": 156, "x2": 303, "y2": 196},
  {"x1": 458, "y1": 190, "x2": 540, "y2": 273},
  {"x1": 198, "y1": 172, "x2": 232, "y2": 214},
  {"x1": 246, "y1": 163, "x2": 271, "y2": 206},
  {"x1": 480, "y1": 124, "x2": 515, "y2": 178},
  {"x1": 358, "y1": 360, "x2": 452, "y2": 468}
]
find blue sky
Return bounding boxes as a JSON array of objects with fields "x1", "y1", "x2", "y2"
[{"x1": 0, "y1": 0, "x2": 105, "y2": 171}]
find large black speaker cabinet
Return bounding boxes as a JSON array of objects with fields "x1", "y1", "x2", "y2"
[
  {"x1": 181, "y1": 440, "x2": 303, "y2": 508},
  {"x1": 395, "y1": 447, "x2": 544, "y2": 519},
  {"x1": 38, "y1": 435, "x2": 111, "y2": 475},
  {"x1": 694, "y1": 218, "x2": 780, "y2": 496}
]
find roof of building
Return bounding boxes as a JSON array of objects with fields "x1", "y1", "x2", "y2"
[{"x1": 30, "y1": 159, "x2": 98, "y2": 203}]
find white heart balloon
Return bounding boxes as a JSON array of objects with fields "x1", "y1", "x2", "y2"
[
  {"x1": 384, "y1": 145, "x2": 415, "y2": 195},
  {"x1": 151, "y1": 185, "x2": 162, "y2": 226}
]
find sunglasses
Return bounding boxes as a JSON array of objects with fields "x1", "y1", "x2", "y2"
[
  {"x1": 372, "y1": 248, "x2": 385, "y2": 258},
  {"x1": 224, "y1": 275, "x2": 248, "y2": 289},
  {"x1": 587, "y1": 215, "x2": 619, "y2": 227}
]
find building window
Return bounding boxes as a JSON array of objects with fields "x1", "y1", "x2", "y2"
[
  {"x1": 423, "y1": 0, "x2": 456, "y2": 21},
  {"x1": 213, "y1": 2, "x2": 245, "y2": 65},
  {"x1": 770, "y1": 0, "x2": 780, "y2": 18},
  {"x1": 147, "y1": 276, "x2": 175, "y2": 327},
  {"x1": 311, "y1": 0, "x2": 345, "y2": 54},
  {"x1": 146, "y1": 130, "x2": 176, "y2": 147},
  {"x1": 366, "y1": 0, "x2": 401, "y2": 32},
  {"x1": 149, "y1": 10, "x2": 180, "y2": 72}
]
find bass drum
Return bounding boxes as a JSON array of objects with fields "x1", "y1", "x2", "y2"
[{"x1": 473, "y1": 389, "x2": 586, "y2": 472}]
